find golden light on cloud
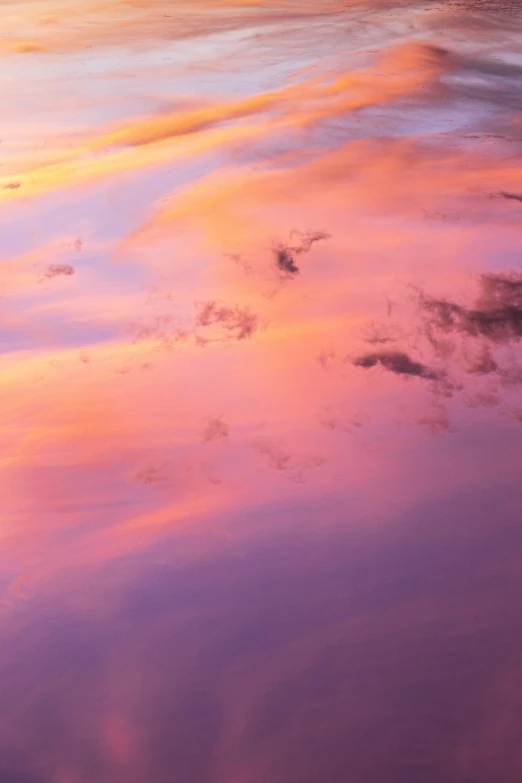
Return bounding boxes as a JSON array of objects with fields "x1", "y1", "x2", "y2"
[{"x1": 0, "y1": 41, "x2": 454, "y2": 205}]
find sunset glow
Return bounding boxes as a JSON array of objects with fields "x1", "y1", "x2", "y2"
[{"x1": 1, "y1": 1, "x2": 522, "y2": 780}]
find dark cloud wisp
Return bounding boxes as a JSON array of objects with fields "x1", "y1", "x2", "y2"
[
  {"x1": 39, "y1": 264, "x2": 75, "y2": 282},
  {"x1": 499, "y1": 191, "x2": 522, "y2": 203},
  {"x1": 420, "y1": 272, "x2": 522, "y2": 344},
  {"x1": 352, "y1": 350, "x2": 441, "y2": 380},
  {"x1": 273, "y1": 230, "x2": 330, "y2": 278},
  {"x1": 196, "y1": 300, "x2": 260, "y2": 341}
]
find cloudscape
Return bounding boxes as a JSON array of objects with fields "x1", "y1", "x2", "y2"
[{"x1": 1, "y1": 1, "x2": 522, "y2": 781}]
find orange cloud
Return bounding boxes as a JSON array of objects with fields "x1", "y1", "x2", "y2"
[
  {"x1": 131, "y1": 135, "x2": 522, "y2": 252},
  {"x1": 0, "y1": 120, "x2": 274, "y2": 204},
  {"x1": 0, "y1": 41, "x2": 452, "y2": 204},
  {"x1": 91, "y1": 41, "x2": 448, "y2": 149}
]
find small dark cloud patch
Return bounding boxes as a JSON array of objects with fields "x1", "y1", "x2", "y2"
[
  {"x1": 132, "y1": 462, "x2": 170, "y2": 486},
  {"x1": 420, "y1": 272, "x2": 522, "y2": 344},
  {"x1": 274, "y1": 245, "x2": 299, "y2": 276},
  {"x1": 273, "y1": 230, "x2": 330, "y2": 278},
  {"x1": 127, "y1": 314, "x2": 193, "y2": 353},
  {"x1": 499, "y1": 191, "x2": 522, "y2": 203},
  {"x1": 352, "y1": 351, "x2": 440, "y2": 380},
  {"x1": 125, "y1": 300, "x2": 262, "y2": 349},
  {"x1": 196, "y1": 300, "x2": 260, "y2": 341},
  {"x1": 202, "y1": 416, "x2": 229, "y2": 443},
  {"x1": 39, "y1": 264, "x2": 75, "y2": 282},
  {"x1": 2, "y1": 182, "x2": 21, "y2": 190},
  {"x1": 252, "y1": 440, "x2": 325, "y2": 483}
]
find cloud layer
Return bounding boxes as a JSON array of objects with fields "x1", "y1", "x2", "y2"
[{"x1": 2, "y1": 1, "x2": 522, "y2": 781}]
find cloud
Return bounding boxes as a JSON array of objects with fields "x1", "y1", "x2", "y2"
[
  {"x1": 350, "y1": 271, "x2": 522, "y2": 430},
  {"x1": 462, "y1": 345, "x2": 498, "y2": 375},
  {"x1": 274, "y1": 245, "x2": 300, "y2": 276},
  {"x1": 320, "y1": 406, "x2": 363, "y2": 433},
  {"x1": 39, "y1": 264, "x2": 75, "y2": 282},
  {"x1": 5, "y1": 3, "x2": 522, "y2": 779},
  {"x1": 273, "y1": 230, "x2": 330, "y2": 277},
  {"x1": 3, "y1": 16, "x2": 522, "y2": 219},
  {"x1": 416, "y1": 400, "x2": 454, "y2": 434},
  {"x1": 128, "y1": 127, "x2": 522, "y2": 258},
  {"x1": 500, "y1": 191, "x2": 522, "y2": 203},
  {"x1": 94, "y1": 40, "x2": 449, "y2": 152},
  {"x1": 0, "y1": 40, "x2": 456, "y2": 207},
  {"x1": 127, "y1": 300, "x2": 263, "y2": 352},
  {"x1": 420, "y1": 272, "x2": 522, "y2": 344},
  {"x1": 90, "y1": 93, "x2": 287, "y2": 151},
  {"x1": 465, "y1": 391, "x2": 501, "y2": 408},
  {"x1": 362, "y1": 323, "x2": 397, "y2": 346},
  {"x1": 252, "y1": 440, "x2": 325, "y2": 482},
  {"x1": 132, "y1": 462, "x2": 171, "y2": 486},
  {"x1": 202, "y1": 416, "x2": 229, "y2": 443},
  {"x1": 195, "y1": 301, "x2": 261, "y2": 341},
  {"x1": 352, "y1": 350, "x2": 441, "y2": 380},
  {"x1": 432, "y1": 48, "x2": 522, "y2": 109},
  {"x1": 128, "y1": 315, "x2": 189, "y2": 351},
  {"x1": 0, "y1": 121, "x2": 269, "y2": 206},
  {"x1": 0, "y1": 0, "x2": 345, "y2": 57}
]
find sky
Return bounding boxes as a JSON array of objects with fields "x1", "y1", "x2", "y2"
[{"x1": 1, "y1": 0, "x2": 522, "y2": 781}]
